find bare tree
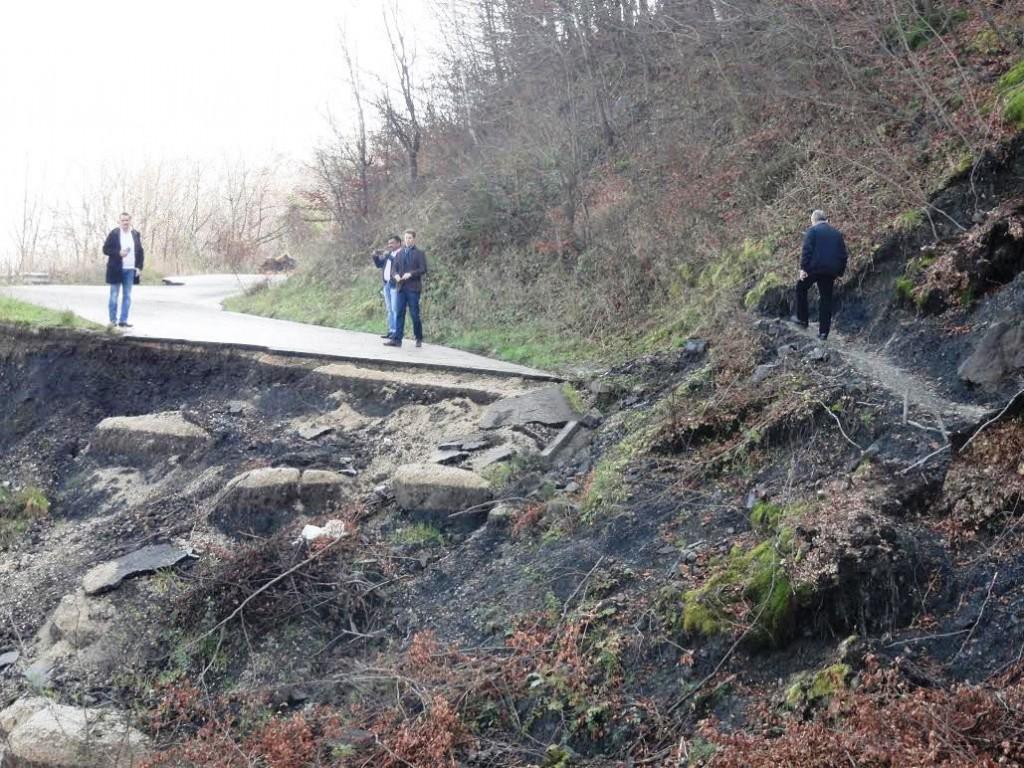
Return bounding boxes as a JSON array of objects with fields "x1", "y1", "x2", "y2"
[
  {"x1": 11, "y1": 164, "x2": 44, "y2": 276},
  {"x1": 378, "y1": 5, "x2": 423, "y2": 188}
]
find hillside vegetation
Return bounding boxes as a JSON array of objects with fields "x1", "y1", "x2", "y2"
[{"x1": 229, "y1": 0, "x2": 1024, "y2": 369}]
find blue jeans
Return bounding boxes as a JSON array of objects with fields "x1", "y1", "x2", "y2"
[
  {"x1": 108, "y1": 269, "x2": 135, "y2": 324},
  {"x1": 392, "y1": 288, "x2": 422, "y2": 343},
  {"x1": 382, "y1": 282, "x2": 397, "y2": 336}
]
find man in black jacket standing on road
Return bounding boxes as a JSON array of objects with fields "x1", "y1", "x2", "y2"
[
  {"x1": 794, "y1": 209, "x2": 848, "y2": 340},
  {"x1": 384, "y1": 229, "x2": 428, "y2": 348},
  {"x1": 102, "y1": 212, "x2": 145, "y2": 328}
]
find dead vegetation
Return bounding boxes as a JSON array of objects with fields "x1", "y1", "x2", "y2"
[{"x1": 705, "y1": 657, "x2": 1024, "y2": 767}]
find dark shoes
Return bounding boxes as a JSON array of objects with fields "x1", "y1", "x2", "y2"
[
  {"x1": 415, "y1": 339, "x2": 422, "y2": 348},
  {"x1": 818, "y1": 333, "x2": 828, "y2": 341},
  {"x1": 383, "y1": 339, "x2": 401, "y2": 347},
  {"x1": 789, "y1": 316, "x2": 809, "y2": 329},
  {"x1": 118, "y1": 322, "x2": 133, "y2": 328},
  {"x1": 380, "y1": 333, "x2": 392, "y2": 339}
]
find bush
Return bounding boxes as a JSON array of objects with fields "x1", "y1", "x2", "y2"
[
  {"x1": 707, "y1": 658, "x2": 1024, "y2": 767},
  {"x1": 0, "y1": 485, "x2": 50, "y2": 548}
]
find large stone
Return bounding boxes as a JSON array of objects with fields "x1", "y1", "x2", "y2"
[
  {"x1": 212, "y1": 467, "x2": 352, "y2": 536},
  {"x1": 393, "y1": 463, "x2": 493, "y2": 514},
  {"x1": 480, "y1": 385, "x2": 581, "y2": 429},
  {"x1": 540, "y1": 421, "x2": 592, "y2": 465},
  {"x1": 93, "y1": 411, "x2": 212, "y2": 459},
  {"x1": 48, "y1": 592, "x2": 117, "y2": 647},
  {"x1": 0, "y1": 651, "x2": 18, "y2": 669},
  {"x1": 82, "y1": 545, "x2": 193, "y2": 595},
  {"x1": 211, "y1": 467, "x2": 301, "y2": 536},
  {"x1": 1, "y1": 699, "x2": 148, "y2": 767},
  {"x1": 958, "y1": 321, "x2": 1024, "y2": 387},
  {"x1": 299, "y1": 469, "x2": 353, "y2": 509}
]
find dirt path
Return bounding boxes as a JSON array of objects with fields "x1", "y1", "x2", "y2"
[{"x1": 790, "y1": 323, "x2": 991, "y2": 429}]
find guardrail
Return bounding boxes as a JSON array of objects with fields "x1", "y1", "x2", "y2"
[{"x1": 0, "y1": 272, "x2": 51, "y2": 285}]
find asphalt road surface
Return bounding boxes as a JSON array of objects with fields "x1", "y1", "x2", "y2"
[{"x1": 1, "y1": 275, "x2": 553, "y2": 379}]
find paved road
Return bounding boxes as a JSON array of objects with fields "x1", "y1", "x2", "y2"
[{"x1": 2, "y1": 275, "x2": 554, "y2": 379}]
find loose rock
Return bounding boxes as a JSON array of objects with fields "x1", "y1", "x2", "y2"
[
  {"x1": 958, "y1": 321, "x2": 1024, "y2": 387},
  {"x1": 480, "y1": 385, "x2": 581, "y2": 429},
  {"x1": 393, "y1": 463, "x2": 493, "y2": 514},
  {"x1": 82, "y1": 544, "x2": 193, "y2": 595},
  {"x1": 92, "y1": 411, "x2": 212, "y2": 460},
  {"x1": 0, "y1": 698, "x2": 149, "y2": 768}
]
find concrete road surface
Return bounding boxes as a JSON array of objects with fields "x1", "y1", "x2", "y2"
[{"x1": 2, "y1": 274, "x2": 554, "y2": 379}]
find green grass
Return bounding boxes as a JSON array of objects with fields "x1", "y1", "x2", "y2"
[
  {"x1": 895, "y1": 208, "x2": 924, "y2": 231},
  {"x1": 0, "y1": 486, "x2": 51, "y2": 549},
  {"x1": 785, "y1": 663, "x2": 851, "y2": 710},
  {"x1": 224, "y1": 273, "x2": 384, "y2": 333},
  {"x1": 997, "y1": 60, "x2": 1024, "y2": 129},
  {"x1": 391, "y1": 523, "x2": 444, "y2": 547},
  {"x1": 998, "y1": 59, "x2": 1024, "y2": 92},
  {"x1": 681, "y1": 537, "x2": 795, "y2": 647},
  {"x1": 224, "y1": 270, "x2": 611, "y2": 371},
  {"x1": 750, "y1": 501, "x2": 786, "y2": 532},
  {"x1": 0, "y1": 296, "x2": 101, "y2": 330},
  {"x1": 1004, "y1": 89, "x2": 1024, "y2": 129}
]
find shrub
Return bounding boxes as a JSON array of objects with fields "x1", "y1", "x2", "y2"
[
  {"x1": 0, "y1": 485, "x2": 51, "y2": 548},
  {"x1": 706, "y1": 658, "x2": 1024, "y2": 767}
]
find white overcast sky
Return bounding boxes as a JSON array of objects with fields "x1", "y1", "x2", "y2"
[{"x1": 0, "y1": 0, "x2": 441, "y2": 263}]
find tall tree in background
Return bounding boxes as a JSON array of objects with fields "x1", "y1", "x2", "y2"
[{"x1": 379, "y1": 5, "x2": 423, "y2": 189}]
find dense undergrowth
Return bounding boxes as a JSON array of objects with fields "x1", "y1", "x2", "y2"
[{"x1": 229, "y1": 0, "x2": 1024, "y2": 370}]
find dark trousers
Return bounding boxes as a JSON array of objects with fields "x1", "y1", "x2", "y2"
[
  {"x1": 796, "y1": 273, "x2": 835, "y2": 338},
  {"x1": 393, "y1": 288, "x2": 422, "y2": 343}
]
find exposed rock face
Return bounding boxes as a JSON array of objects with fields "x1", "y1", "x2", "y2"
[
  {"x1": 211, "y1": 467, "x2": 353, "y2": 536},
  {"x1": 480, "y1": 385, "x2": 581, "y2": 429},
  {"x1": 92, "y1": 411, "x2": 212, "y2": 459},
  {"x1": 958, "y1": 321, "x2": 1024, "y2": 387},
  {"x1": 0, "y1": 698, "x2": 148, "y2": 768},
  {"x1": 82, "y1": 544, "x2": 194, "y2": 595},
  {"x1": 393, "y1": 463, "x2": 492, "y2": 514},
  {"x1": 26, "y1": 591, "x2": 121, "y2": 686}
]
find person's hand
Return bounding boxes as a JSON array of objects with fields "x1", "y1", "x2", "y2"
[{"x1": 798, "y1": 269, "x2": 808, "y2": 280}]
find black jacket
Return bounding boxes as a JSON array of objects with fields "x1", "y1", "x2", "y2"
[
  {"x1": 393, "y1": 246, "x2": 428, "y2": 293},
  {"x1": 102, "y1": 228, "x2": 145, "y2": 284},
  {"x1": 800, "y1": 222, "x2": 848, "y2": 277}
]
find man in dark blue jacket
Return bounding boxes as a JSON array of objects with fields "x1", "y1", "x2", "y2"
[
  {"x1": 384, "y1": 229, "x2": 428, "y2": 348},
  {"x1": 794, "y1": 210, "x2": 848, "y2": 340}
]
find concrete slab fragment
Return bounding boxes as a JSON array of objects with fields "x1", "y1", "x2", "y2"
[{"x1": 83, "y1": 544, "x2": 194, "y2": 595}]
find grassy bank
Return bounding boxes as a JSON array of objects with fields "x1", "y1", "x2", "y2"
[
  {"x1": 224, "y1": 271, "x2": 619, "y2": 371},
  {"x1": 0, "y1": 296, "x2": 102, "y2": 330}
]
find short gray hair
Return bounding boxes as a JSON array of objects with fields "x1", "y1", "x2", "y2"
[{"x1": 811, "y1": 210, "x2": 828, "y2": 224}]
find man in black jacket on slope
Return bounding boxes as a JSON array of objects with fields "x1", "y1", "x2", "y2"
[{"x1": 793, "y1": 209, "x2": 848, "y2": 340}]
